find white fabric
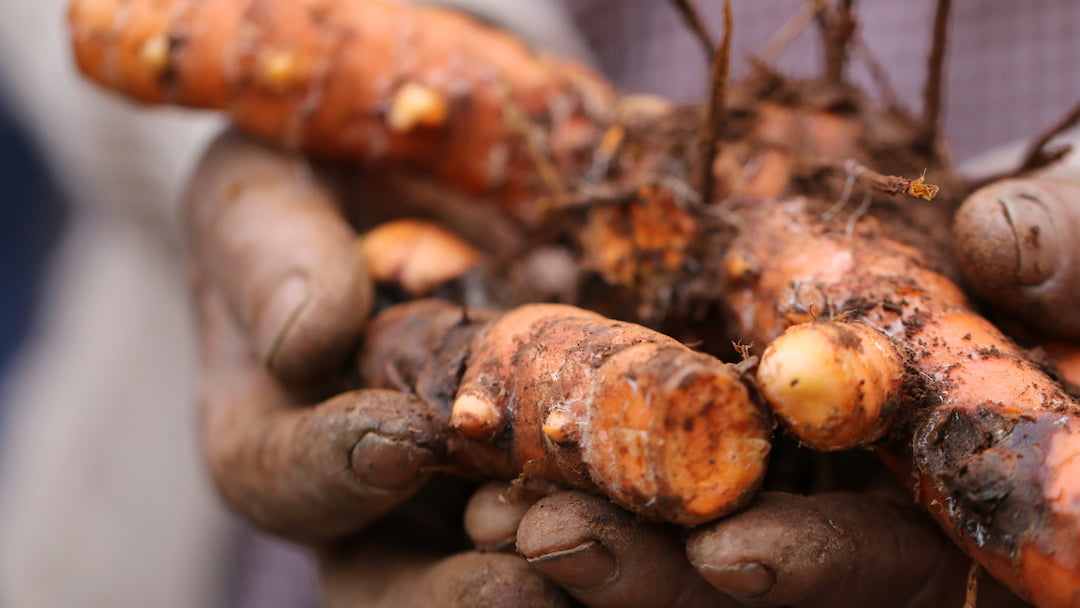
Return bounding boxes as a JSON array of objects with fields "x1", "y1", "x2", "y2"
[{"x1": 0, "y1": 1, "x2": 233, "y2": 606}]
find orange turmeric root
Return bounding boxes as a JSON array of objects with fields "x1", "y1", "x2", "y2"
[
  {"x1": 358, "y1": 219, "x2": 480, "y2": 297},
  {"x1": 68, "y1": 0, "x2": 615, "y2": 221},
  {"x1": 726, "y1": 199, "x2": 1080, "y2": 608},
  {"x1": 359, "y1": 299, "x2": 771, "y2": 525}
]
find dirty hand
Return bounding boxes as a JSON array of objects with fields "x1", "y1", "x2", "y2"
[
  {"x1": 186, "y1": 129, "x2": 567, "y2": 606},
  {"x1": 465, "y1": 467, "x2": 1028, "y2": 608},
  {"x1": 953, "y1": 177, "x2": 1080, "y2": 340},
  {"x1": 185, "y1": 130, "x2": 1028, "y2": 608}
]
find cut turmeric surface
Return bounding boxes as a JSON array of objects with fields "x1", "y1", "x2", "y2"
[
  {"x1": 726, "y1": 199, "x2": 1080, "y2": 608},
  {"x1": 360, "y1": 300, "x2": 771, "y2": 525}
]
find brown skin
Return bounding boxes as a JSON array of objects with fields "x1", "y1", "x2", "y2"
[
  {"x1": 471, "y1": 482, "x2": 1026, "y2": 608},
  {"x1": 185, "y1": 129, "x2": 373, "y2": 388},
  {"x1": 464, "y1": 481, "x2": 543, "y2": 552},
  {"x1": 187, "y1": 131, "x2": 444, "y2": 543},
  {"x1": 686, "y1": 491, "x2": 1024, "y2": 608},
  {"x1": 1046, "y1": 341, "x2": 1080, "y2": 389},
  {"x1": 188, "y1": 130, "x2": 575, "y2": 605},
  {"x1": 518, "y1": 491, "x2": 733, "y2": 608},
  {"x1": 953, "y1": 178, "x2": 1080, "y2": 340},
  {"x1": 320, "y1": 548, "x2": 568, "y2": 608}
]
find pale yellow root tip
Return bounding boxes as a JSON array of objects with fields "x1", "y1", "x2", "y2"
[
  {"x1": 358, "y1": 219, "x2": 480, "y2": 295},
  {"x1": 451, "y1": 393, "x2": 503, "y2": 440},
  {"x1": 542, "y1": 409, "x2": 578, "y2": 445},
  {"x1": 139, "y1": 35, "x2": 169, "y2": 72},
  {"x1": 726, "y1": 254, "x2": 758, "y2": 282},
  {"x1": 388, "y1": 82, "x2": 448, "y2": 132},
  {"x1": 757, "y1": 321, "x2": 904, "y2": 450},
  {"x1": 258, "y1": 49, "x2": 299, "y2": 90}
]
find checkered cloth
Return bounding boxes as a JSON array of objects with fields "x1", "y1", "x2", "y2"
[{"x1": 563, "y1": 0, "x2": 1080, "y2": 162}]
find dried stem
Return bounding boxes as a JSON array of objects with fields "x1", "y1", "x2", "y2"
[
  {"x1": 695, "y1": 0, "x2": 733, "y2": 205},
  {"x1": 1017, "y1": 100, "x2": 1080, "y2": 173},
  {"x1": 822, "y1": 159, "x2": 940, "y2": 201},
  {"x1": 671, "y1": 0, "x2": 716, "y2": 58},
  {"x1": 499, "y1": 83, "x2": 568, "y2": 200},
  {"x1": 816, "y1": 0, "x2": 857, "y2": 85},
  {"x1": 759, "y1": 0, "x2": 822, "y2": 64},
  {"x1": 968, "y1": 100, "x2": 1080, "y2": 189},
  {"x1": 963, "y1": 561, "x2": 981, "y2": 608},
  {"x1": 922, "y1": 0, "x2": 953, "y2": 141},
  {"x1": 852, "y1": 34, "x2": 901, "y2": 110}
]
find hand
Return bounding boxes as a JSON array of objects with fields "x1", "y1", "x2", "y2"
[
  {"x1": 467, "y1": 468, "x2": 1029, "y2": 608},
  {"x1": 953, "y1": 177, "x2": 1080, "y2": 340},
  {"x1": 186, "y1": 129, "x2": 562, "y2": 606},
  {"x1": 185, "y1": 130, "x2": 1030, "y2": 608}
]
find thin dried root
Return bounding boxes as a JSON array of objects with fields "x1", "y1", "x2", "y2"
[
  {"x1": 817, "y1": 0, "x2": 857, "y2": 85},
  {"x1": 964, "y1": 561, "x2": 981, "y2": 608},
  {"x1": 758, "y1": 0, "x2": 823, "y2": 64},
  {"x1": 671, "y1": 0, "x2": 716, "y2": 57},
  {"x1": 922, "y1": 0, "x2": 953, "y2": 141},
  {"x1": 822, "y1": 160, "x2": 939, "y2": 201},
  {"x1": 966, "y1": 101, "x2": 1080, "y2": 190},
  {"x1": 1016, "y1": 100, "x2": 1080, "y2": 173},
  {"x1": 695, "y1": 0, "x2": 733, "y2": 204}
]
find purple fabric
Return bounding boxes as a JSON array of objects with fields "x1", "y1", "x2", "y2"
[
  {"x1": 562, "y1": 0, "x2": 1080, "y2": 161},
  {"x1": 229, "y1": 524, "x2": 322, "y2": 608}
]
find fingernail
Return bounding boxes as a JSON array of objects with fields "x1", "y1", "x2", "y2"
[
  {"x1": 999, "y1": 193, "x2": 1058, "y2": 285},
  {"x1": 257, "y1": 273, "x2": 310, "y2": 368},
  {"x1": 696, "y1": 561, "x2": 776, "y2": 599},
  {"x1": 351, "y1": 433, "x2": 435, "y2": 490},
  {"x1": 525, "y1": 540, "x2": 618, "y2": 591}
]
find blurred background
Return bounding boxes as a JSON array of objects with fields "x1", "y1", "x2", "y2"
[{"x1": 0, "y1": 0, "x2": 1076, "y2": 606}]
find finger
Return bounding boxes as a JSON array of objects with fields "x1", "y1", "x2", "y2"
[
  {"x1": 186, "y1": 129, "x2": 372, "y2": 387},
  {"x1": 953, "y1": 178, "x2": 1080, "y2": 339},
  {"x1": 686, "y1": 492, "x2": 1023, "y2": 608},
  {"x1": 464, "y1": 482, "x2": 551, "y2": 551},
  {"x1": 197, "y1": 286, "x2": 444, "y2": 543},
  {"x1": 516, "y1": 491, "x2": 732, "y2": 608},
  {"x1": 320, "y1": 549, "x2": 568, "y2": 608}
]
